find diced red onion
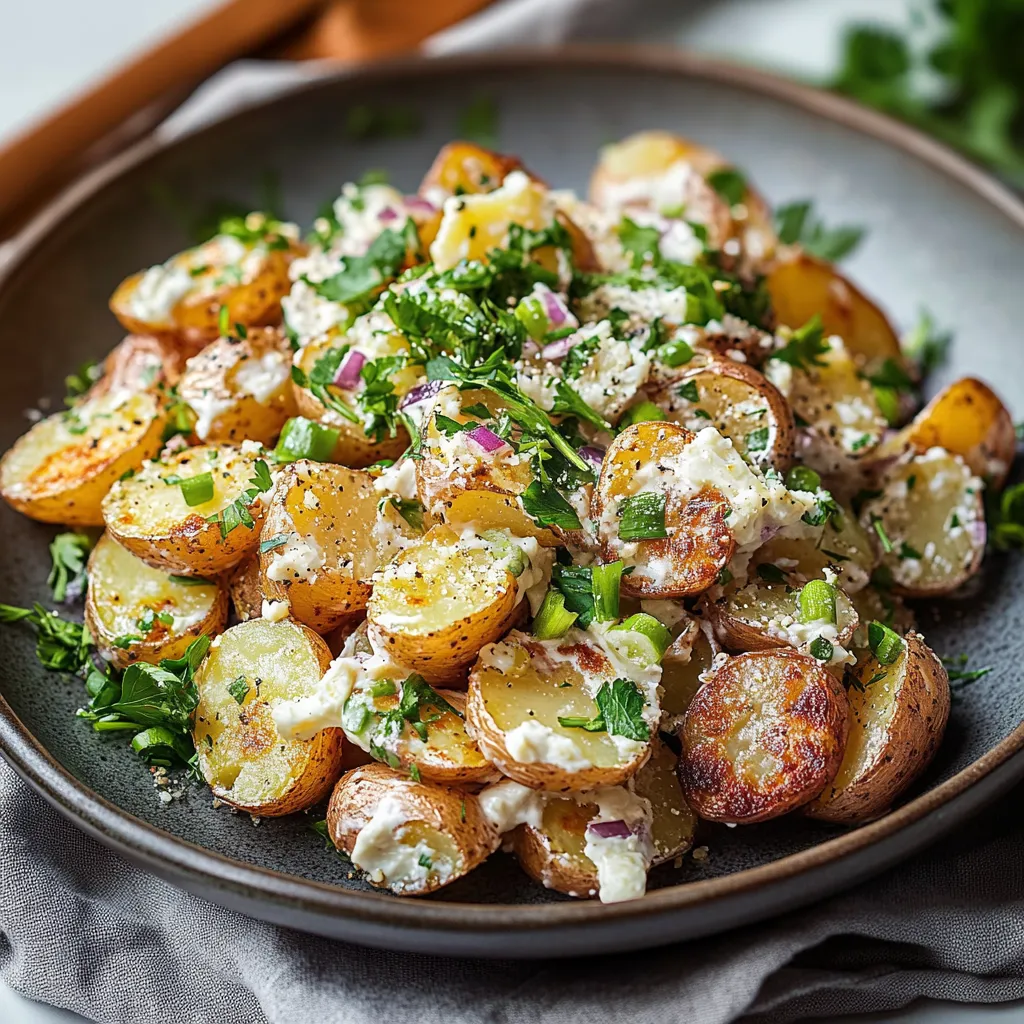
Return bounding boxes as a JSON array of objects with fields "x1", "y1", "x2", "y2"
[
  {"x1": 378, "y1": 207, "x2": 398, "y2": 223},
  {"x1": 587, "y1": 819, "x2": 632, "y2": 840},
  {"x1": 522, "y1": 339, "x2": 540, "y2": 358},
  {"x1": 404, "y1": 195, "x2": 437, "y2": 216},
  {"x1": 968, "y1": 519, "x2": 987, "y2": 547},
  {"x1": 399, "y1": 380, "x2": 445, "y2": 409},
  {"x1": 541, "y1": 337, "x2": 575, "y2": 362},
  {"x1": 538, "y1": 285, "x2": 576, "y2": 329},
  {"x1": 467, "y1": 425, "x2": 508, "y2": 454},
  {"x1": 578, "y1": 445, "x2": 606, "y2": 471},
  {"x1": 333, "y1": 350, "x2": 366, "y2": 390}
]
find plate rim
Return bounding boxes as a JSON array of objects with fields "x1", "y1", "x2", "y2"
[{"x1": 1, "y1": 43, "x2": 1023, "y2": 939}]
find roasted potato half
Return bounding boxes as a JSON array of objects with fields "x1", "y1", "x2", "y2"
[
  {"x1": 193, "y1": 617, "x2": 342, "y2": 815},
  {"x1": 654, "y1": 360, "x2": 796, "y2": 472},
  {"x1": 678, "y1": 649, "x2": 850, "y2": 823},
  {"x1": 420, "y1": 141, "x2": 532, "y2": 201},
  {"x1": 367, "y1": 525, "x2": 529, "y2": 685},
  {"x1": 808, "y1": 633, "x2": 949, "y2": 823},
  {"x1": 765, "y1": 335, "x2": 887, "y2": 473},
  {"x1": 327, "y1": 763, "x2": 499, "y2": 895},
  {"x1": 593, "y1": 421, "x2": 735, "y2": 597},
  {"x1": 0, "y1": 389, "x2": 166, "y2": 525},
  {"x1": 95, "y1": 333, "x2": 200, "y2": 396},
  {"x1": 706, "y1": 572, "x2": 858, "y2": 657},
  {"x1": 633, "y1": 735, "x2": 699, "y2": 865},
  {"x1": 859, "y1": 448, "x2": 985, "y2": 596},
  {"x1": 767, "y1": 253, "x2": 903, "y2": 369},
  {"x1": 660, "y1": 618, "x2": 718, "y2": 720},
  {"x1": 290, "y1": 313, "x2": 419, "y2": 467},
  {"x1": 110, "y1": 222, "x2": 301, "y2": 343},
  {"x1": 342, "y1": 676, "x2": 497, "y2": 785},
  {"x1": 259, "y1": 461, "x2": 380, "y2": 633},
  {"x1": 85, "y1": 532, "x2": 228, "y2": 669},
  {"x1": 875, "y1": 377, "x2": 1015, "y2": 489},
  {"x1": 177, "y1": 327, "x2": 295, "y2": 445},
  {"x1": 466, "y1": 629, "x2": 658, "y2": 792},
  {"x1": 101, "y1": 444, "x2": 271, "y2": 575}
]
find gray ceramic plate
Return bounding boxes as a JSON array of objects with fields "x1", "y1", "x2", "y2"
[{"x1": 1, "y1": 48, "x2": 1023, "y2": 960}]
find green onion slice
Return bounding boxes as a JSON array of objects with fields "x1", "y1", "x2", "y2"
[
  {"x1": 868, "y1": 620, "x2": 904, "y2": 665},
  {"x1": 591, "y1": 561, "x2": 624, "y2": 623},
  {"x1": 617, "y1": 492, "x2": 668, "y2": 541},
  {"x1": 179, "y1": 472, "x2": 214, "y2": 507},
  {"x1": 274, "y1": 417, "x2": 340, "y2": 463},
  {"x1": 798, "y1": 579, "x2": 837, "y2": 625},
  {"x1": 532, "y1": 590, "x2": 578, "y2": 640}
]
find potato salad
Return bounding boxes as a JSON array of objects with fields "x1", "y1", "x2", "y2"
[{"x1": 1, "y1": 132, "x2": 1014, "y2": 904}]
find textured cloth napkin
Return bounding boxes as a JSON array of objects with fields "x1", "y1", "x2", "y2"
[{"x1": 5, "y1": 2, "x2": 1024, "y2": 1022}]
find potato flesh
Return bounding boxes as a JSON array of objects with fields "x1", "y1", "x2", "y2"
[
  {"x1": 89, "y1": 533, "x2": 219, "y2": 639},
  {"x1": 370, "y1": 528, "x2": 511, "y2": 637},
  {"x1": 194, "y1": 619, "x2": 326, "y2": 805},
  {"x1": 474, "y1": 641, "x2": 626, "y2": 769},
  {"x1": 660, "y1": 627, "x2": 715, "y2": 717},
  {"x1": 1, "y1": 391, "x2": 161, "y2": 504},
  {"x1": 861, "y1": 450, "x2": 983, "y2": 593},
  {"x1": 828, "y1": 651, "x2": 903, "y2": 797},
  {"x1": 633, "y1": 739, "x2": 696, "y2": 863},
  {"x1": 661, "y1": 368, "x2": 784, "y2": 469},
  {"x1": 103, "y1": 445, "x2": 260, "y2": 537}
]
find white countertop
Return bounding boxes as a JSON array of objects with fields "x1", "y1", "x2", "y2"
[{"x1": 3, "y1": 1, "x2": 1022, "y2": 1021}]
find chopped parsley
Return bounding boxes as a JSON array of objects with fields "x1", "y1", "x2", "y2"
[
  {"x1": 47, "y1": 532, "x2": 93, "y2": 603},
  {"x1": 706, "y1": 167, "x2": 747, "y2": 206},
  {"x1": 228, "y1": 676, "x2": 249, "y2": 704},
  {"x1": 558, "y1": 679, "x2": 649, "y2": 741},
  {"x1": 205, "y1": 460, "x2": 273, "y2": 540},
  {"x1": 774, "y1": 199, "x2": 865, "y2": 261},
  {"x1": 770, "y1": 315, "x2": 830, "y2": 371}
]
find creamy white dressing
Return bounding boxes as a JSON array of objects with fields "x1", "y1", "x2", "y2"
[
  {"x1": 265, "y1": 536, "x2": 325, "y2": 583},
  {"x1": 260, "y1": 598, "x2": 290, "y2": 623},
  {"x1": 373, "y1": 458, "x2": 418, "y2": 501},
  {"x1": 129, "y1": 262, "x2": 193, "y2": 323},
  {"x1": 232, "y1": 352, "x2": 290, "y2": 404}
]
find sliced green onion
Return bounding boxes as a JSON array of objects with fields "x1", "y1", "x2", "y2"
[
  {"x1": 591, "y1": 561, "x2": 624, "y2": 622},
  {"x1": 180, "y1": 472, "x2": 214, "y2": 507},
  {"x1": 274, "y1": 417, "x2": 340, "y2": 463},
  {"x1": 809, "y1": 637, "x2": 834, "y2": 662},
  {"x1": 617, "y1": 491, "x2": 668, "y2": 541},
  {"x1": 799, "y1": 579, "x2": 837, "y2": 624},
  {"x1": 480, "y1": 529, "x2": 525, "y2": 577},
  {"x1": 618, "y1": 401, "x2": 666, "y2": 429},
  {"x1": 873, "y1": 385, "x2": 900, "y2": 426},
  {"x1": 513, "y1": 295, "x2": 549, "y2": 341},
  {"x1": 167, "y1": 574, "x2": 215, "y2": 587},
  {"x1": 656, "y1": 338, "x2": 695, "y2": 367},
  {"x1": 784, "y1": 465, "x2": 821, "y2": 493},
  {"x1": 606, "y1": 612, "x2": 673, "y2": 667},
  {"x1": 872, "y1": 517, "x2": 894, "y2": 554},
  {"x1": 868, "y1": 620, "x2": 904, "y2": 665},
  {"x1": 532, "y1": 590, "x2": 578, "y2": 640},
  {"x1": 370, "y1": 679, "x2": 397, "y2": 698},
  {"x1": 218, "y1": 305, "x2": 230, "y2": 336},
  {"x1": 676, "y1": 379, "x2": 700, "y2": 403}
]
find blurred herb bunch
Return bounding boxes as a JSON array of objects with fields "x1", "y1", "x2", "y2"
[{"x1": 833, "y1": 0, "x2": 1024, "y2": 183}]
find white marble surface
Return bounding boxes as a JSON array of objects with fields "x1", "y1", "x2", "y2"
[{"x1": 3, "y1": 0, "x2": 1023, "y2": 1021}]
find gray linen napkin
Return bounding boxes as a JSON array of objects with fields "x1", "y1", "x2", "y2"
[
  {"x1": 3, "y1": 758, "x2": 1024, "y2": 1024},
  {"x1": 4, "y1": 3, "x2": 1024, "y2": 1022}
]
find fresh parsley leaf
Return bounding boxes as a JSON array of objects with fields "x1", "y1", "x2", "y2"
[
  {"x1": 312, "y1": 222, "x2": 415, "y2": 307},
  {"x1": 618, "y1": 217, "x2": 662, "y2": 268},
  {"x1": 64, "y1": 361, "x2": 102, "y2": 405},
  {"x1": 388, "y1": 497, "x2": 425, "y2": 532},
  {"x1": 550, "y1": 380, "x2": 611, "y2": 434},
  {"x1": 521, "y1": 480, "x2": 583, "y2": 531},
  {"x1": 745, "y1": 427, "x2": 770, "y2": 452},
  {"x1": 902, "y1": 309, "x2": 952, "y2": 376},
  {"x1": 228, "y1": 676, "x2": 249, "y2": 704},
  {"x1": 551, "y1": 562, "x2": 595, "y2": 630},
  {"x1": 774, "y1": 199, "x2": 865, "y2": 261},
  {"x1": 0, "y1": 603, "x2": 93, "y2": 673},
  {"x1": 770, "y1": 315, "x2": 830, "y2": 371},
  {"x1": 706, "y1": 167, "x2": 747, "y2": 206},
  {"x1": 47, "y1": 532, "x2": 93, "y2": 603},
  {"x1": 596, "y1": 679, "x2": 649, "y2": 742},
  {"x1": 205, "y1": 459, "x2": 273, "y2": 540},
  {"x1": 756, "y1": 563, "x2": 787, "y2": 584}
]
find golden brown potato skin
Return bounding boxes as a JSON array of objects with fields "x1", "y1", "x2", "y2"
[
  {"x1": 678, "y1": 650, "x2": 850, "y2": 823},
  {"x1": 327, "y1": 764, "x2": 500, "y2": 895},
  {"x1": 767, "y1": 253, "x2": 902, "y2": 368},
  {"x1": 419, "y1": 141, "x2": 535, "y2": 199},
  {"x1": 228, "y1": 553, "x2": 262, "y2": 621},
  {"x1": 95, "y1": 333, "x2": 202, "y2": 395},
  {"x1": 807, "y1": 633, "x2": 949, "y2": 823},
  {"x1": 511, "y1": 797, "x2": 600, "y2": 897},
  {"x1": 877, "y1": 377, "x2": 1015, "y2": 489},
  {"x1": 594, "y1": 421, "x2": 735, "y2": 598}
]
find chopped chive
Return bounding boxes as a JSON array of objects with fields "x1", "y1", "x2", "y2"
[
  {"x1": 868, "y1": 620, "x2": 904, "y2": 665},
  {"x1": 179, "y1": 472, "x2": 214, "y2": 507},
  {"x1": 591, "y1": 561, "x2": 624, "y2": 623},
  {"x1": 809, "y1": 637, "x2": 834, "y2": 662},
  {"x1": 167, "y1": 574, "x2": 214, "y2": 587},
  {"x1": 259, "y1": 533, "x2": 291, "y2": 554},
  {"x1": 785, "y1": 465, "x2": 821, "y2": 492},
  {"x1": 872, "y1": 518, "x2": 894, "y2": 554},
  {"x1": 799, "y1": 579, "x2": 837, "y2": 624},
  {"x1": 218, "y1": 305, "x2": 230, "y2": 336},
  {"x1": 617, "y1": 492, "x2": 668, "y2": 541}
]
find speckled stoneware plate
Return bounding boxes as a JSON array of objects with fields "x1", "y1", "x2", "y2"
[{"x1": 1, "y1": 48, "x2": 1023, "y2": 959}]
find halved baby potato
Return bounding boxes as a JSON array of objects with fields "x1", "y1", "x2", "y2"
[
  {"x1": 0, "y1": 389, "x2": 166, "y2": 525},
  {"x1": 765, "y1": 335, "x2": 887, "y2": 474},
  {"x1": 177, "y1": 327, "x2": 295, "y2": 444},
  {"x1": 660, "y1": 618, "x2": 718, "y2": 719},
  {"x1": 588, "y1": 130, "x2": 734, "y2": 250},
  {"x1": 859, "y1": 448, "x2": 985, "y2": 596},
  {"x1": 414, "y1": 389, "x2": 559, "y2": 546},
  {"x1": 594, "y1": 421, "x2": 734, "y2": 597},
  {"x1": 327, "y1": 763, "x2": 500, "y2": 895},
  {"x1": 85, "y1": 533, "x2": 228, "y2": 669},
  {"x1": 342, "y1": 675, "x2": 497, "y2": 785},
  {"x1": 290, "y1": 314, "x2": 419, "y2": 467},
  {"x1": 807, "y1": 632, "x2": 949, "y2": 823},
  {"x1": 875, "y1": 377, "x2": 1015, "y2": 489},
  {"x1": 466, "y1": 629, "x2": 657, "y2": 792},
  {"x1": 95, "y1": 333, "x2": 200, "y2": 396},
  {"x1": 767, "y1": 253, "x2": 903, "y2": 369},
  {"x1": 706, "y1": 572, "x2": 858, "y2": 655},
  {"x1": 367, "y1": 525, "x2": 524, "y2": 685},
  {"x1": 259, "y1": 460, "x2": 380, "y2": 633},
  {"x1": 632, "y1": 735, "x2": 699, "y2": 865},
  {"x1": 193, "y1": 617, "x2": 342, "y2": 815},
  {"x1": 678, "y1": 649, "x2": 850, "y2": 823},
  {"x1": 110, "y1": 221, "x2": 301, "y2": 343},
  {"x1": 654, "y1": 360, "x2": 795, "y2": 472},
  {"x1": 101, "y1": 444, "x2": 270, "y2": 575},
  {"x1": 419, "y1": 141, "x2": 532, "y2": 202}
]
